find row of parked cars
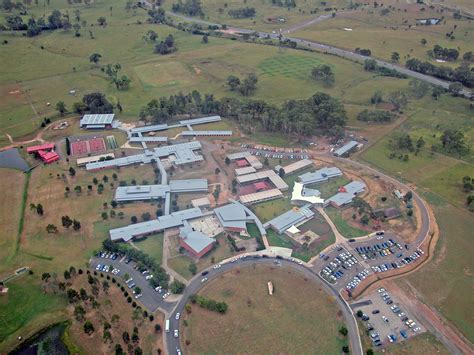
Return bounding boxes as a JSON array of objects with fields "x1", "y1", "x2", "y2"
[
  {"x1": 321, "y1": 250, "x2": 358, "y2": 284},
  {"x1": 346, "y1": 269, "x2": 370, "y2": 290},
  {"x1": 95, "y1": 263, "x2": 121, "y2": 275},
  {"x1": 355, "y1": 239, "x2": 402, "y2": 260},
  {"x1": 241, "y1": 143, "x2": 309, "y2": 154}
]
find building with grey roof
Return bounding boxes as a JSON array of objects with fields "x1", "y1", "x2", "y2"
[
  {"x1": 226, "y1": 151, "x2": 251, "y2": 161},
  {"x1": 179, "y1": 222, "x2": 215, "y2": 258},
  {"x1": 109, "y1": 207, "x2": 203, "y2": 242},
  {"x1": 264, "y1": 205, "x2": 315, "y2": 234},
  {"x1": 169, "y1": 179, "x2": 208, "y2": 193},
  {"x1": 131, "y1": 124, "x2": 169, "y2": 134},
  {"x1": 334, "y1": 140, "x2": 359, "y2": 157},
  {"x1": 86, "y1": 141, "x2": 203, "y2": 170},
  {"x1": 181, "y1": 130, "x2": 232, "y2": 137},
  {"x1": 298, "y1": 167, "x2": 342, "y2": 185},
  {"x1": 239, "y1": 189, "x2": 283, "y2": 205},
  {"x1": 236, "y1": 170, "x2": 289, "y2": 191},
  {"x1": 129, "y1": 136, "x2": 168, "y2": 143},
  {"x1": 214, "y1": 200, "x2": 266, "y2": 236},
  {"x1": 80, "y1": 114, "x2": 115, "y2": 129},
  {"x1": 191, "y1": 197, "x2": 211, "y2": 209},
  {"x1": 114, "y1": 185, "x2": 170, "y2": 202},
  {"x1": 325, "y1": 181, "x2": 366, "y2": 208},
  {"x1": 276, "y1": 159, "x2": 313, "y2": 176},
  {"x1": 235, "y1": 166, "x2": 257, "y2": 176},
  {"x1": 179, "y1": 116, "x2": 221, "y2": 126}
]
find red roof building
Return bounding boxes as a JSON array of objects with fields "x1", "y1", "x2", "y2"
[
  {"x1": 236, "y1": 159, "x2": 249, "y2": 167},
  {"x1": 38, "y1": 150, "x2": 60, "y2": 164},
  {"x1": 26, "y1": 143, "x2": 55, "y2": 153}
]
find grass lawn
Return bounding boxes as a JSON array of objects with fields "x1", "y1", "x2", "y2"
[
  {"x1": 251, "y1": 197, "x2": 292, "y2": 223},
  {"x1": 0, "y1": 273, "x2": 68, "y2": 352},
  {"x1": 168, "y1": 235, "x2": 235, "y2": 280},
  {"x1": 311, "y1": 176, "x2": 351, "y2": 199},
  {"x1": 182, "y1": 264, "x2": 346, "y2": 354},
  {"x1": 0, "y1": 168, "x2": 26, "y2": 275},
  {"x1": 325, "y1": 207, "x2": 368, "y2": 238},
  {"x1": 133, "y1": 233, "x2": 164, "y2": 265}
]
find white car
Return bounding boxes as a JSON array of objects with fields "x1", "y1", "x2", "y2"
[
  {"x1": 378, "y1": 288, "x2": 386, "y2": 293},
  {"x1": 213, "y1": 264, "x2": 222, "y2": 269},
  {"x1": 134, "y1": 294, "x2": 142, "y2": 299},
  {"x1": 174, "y1": 329, "x2": 179, "y2": 338},
  {"x1": 162, "y1": 292, "x2": 170, "y2": 299},
  {"x1": 201, "y1": 277, "x2": 208, "y2": 283},
  {"x1": 175, "y1": 313, "x2": 180, "y2": 320},
  {"x1": 145, "y1": 275, "x2": 153, "y2": 280}
]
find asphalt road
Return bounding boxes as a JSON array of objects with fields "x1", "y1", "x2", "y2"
[{"x1": 165, "y1": 257, "x2": 363, "y2": 355}]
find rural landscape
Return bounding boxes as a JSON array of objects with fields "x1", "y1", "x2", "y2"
[{"x1": 0, "y1": 0, "x2": 472, "y2": 354}]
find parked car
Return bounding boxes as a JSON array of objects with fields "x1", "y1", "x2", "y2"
[
  {"x1": 175, "y1": 313, "x2": 180, "y2": 320},
  {"x1": 174, "y1": 329, "x2": 179, "y2": 338}
]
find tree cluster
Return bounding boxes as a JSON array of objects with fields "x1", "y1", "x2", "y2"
[
  {"x1": 154, "y1": 34, "x2": 177, "y2": 55},
  {"x1": 311, "y1": 64, "x2": 335, "y2": 87},
  {"x1": 140, "y1": 90, "x2": 347, "y2": 138},
  {"x1": 439, "y1": 129, "x2": 470, "y2": 156},
  {"x1": 271, "y1": 0, "x2": 296, "y2": 8},
  {"x1": 171, "y1": 0, "x2": 203, "y2": 16},
  {"x1": 406, "y1": 59, "x2": 473, "y2": 88},
  {"x1": 228, "y1": 7, "x2": 256, "y2": 19},
  {"x1": 363, "y1": 59, "x2": 407, "y2": 78},
  {"x1": 427, "y1": 45, "x2": 459, "y2": 61},
  {"x1": 103, "y1": 63, "x2": 131, "y2": 90},
  {"x1": 73, "y1": 92, "x2": 114, "y2": 114},
  {"x1": 355, "y1": 47, "x2": 372, "y2": 56},
  {"x1": 189, "y1": 294, "x2": 228, "y2": 313},
  {"x1": 226, "y1": 73, "x2": 258, "y2": 96}
]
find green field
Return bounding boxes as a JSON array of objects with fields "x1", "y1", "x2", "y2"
[
  {"x1": 182, "y1": 264, "x2": 346, "y2": 354},
  {"x1": 134, "y1": 233, "x2": 164, "y2": 265},
  {"x1": 0, "y1": 274, "x2": 68, "y2": 351},
  {"x1": 325, "y1": 207, "x2": 368, "y2": 238},
  {"x1": 251, "y1": 197, "x2": 292, "y2": 223}
]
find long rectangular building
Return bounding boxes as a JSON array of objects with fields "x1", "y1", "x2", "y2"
[
  {"x1": 181, "y1": 130, "x2": 232, "y2": 137},
  {"x1": 80, "y1": 114, "x2": 115, "y2": 129},
  {"x1": 265, "y1": 205, "x2": 315, "y2": 234},
  {"x1": 236, "y1": 170, "x2": 289, "y2": 191},
  {"x1": 129, "y1": 136, "x2": 168, "y2": 143},
  {"x1": 77, "y1": 153, "x2": 115, "y2": 167},
  {"x1": 114, "y1": 185, "x2": 170, "y2": 202},
  {"x1": 325, "y1": 181, "x2": 366, "y2": 208},
  {"x1": 109, "y1": 207, "x2": 203, "y2": 242},
  {"x1": 334, "y1": 140, "x2": 359, "y2": 157},
  {"x1": 169, "y1": 179, "x2": 208, "y2": 193},
  {"x1": 179, "y1": 116, "x2": 221, "y2": 126},
  {"x1": 235, "y1": 166, "x2": 256, "y2": 176},
  {"x1": 130, "y1": 124, "x2": 169, "y2": 134},
  {"x1": 239, "y1": 188, "x2": 283, "y2": 205},
  {"x1": 298, "y1": 167, "x2": 342, "y2": 185},
  {"x1": 278, "y1": 159, "x2": 313, "y2": 176}
]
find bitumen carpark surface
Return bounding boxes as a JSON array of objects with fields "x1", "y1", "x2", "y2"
[
  {"x1": 351, "y1": 288, "x2": 423, "y2": 347},
  {"x1": 89, "y1": 256, "x2": 176, "y2": 313}
]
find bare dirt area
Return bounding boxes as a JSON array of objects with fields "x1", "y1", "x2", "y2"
[{"x1": 66, "y1": 271, "x2": 165, "y2": 354}]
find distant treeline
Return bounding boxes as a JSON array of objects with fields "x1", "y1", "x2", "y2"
[{"x1": 406, "y1": 59, "x2": 473, "y2": 88}]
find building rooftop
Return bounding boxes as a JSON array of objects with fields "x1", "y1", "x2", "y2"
[
  {"x1": 109, "y1": 207, "x2": 203, "y2": 242},
  {"x1": 130, "y1": 124, "x2": 169, "y2": 134},
  {"x1": 235, "y1": 166, "x2": 256, "y2": 176},
  {"x1": 264, "y1": 205, "x2": 314, "y2": 234},
  {"x1": 179, "y1": 223, "x2": 214, "y2": 254},
  {"x1": 236, "y1": 170, "x2": 289, "y2": 191},
  {"x1": 80, "y1": 114, "x2": 115, "y2": 126},
  {"x1": 334, "y1": 140, "x2": 359, "y2": 157},
  {"x1": 179, "y1": 116, "x2": 221, "y2": 126},
  {"x1": 326, "y1": 181, "x2": 366, "y2": 207},
  {"x1": 129, "y1": 136, "x2": 168, "y2": 143},
  {"x1": 27, "y1": 143, "x2": 55, "y2": 153},
  {"x1": 191, "y1": 197, "x2": 211, "y2": 208},
  {"x1": 226, "y1": 151, "x2": 251, "y2": 161},
  {"x1": 114, "y1": 184, "x2": 170, "y2": 202},
  {"x1": 239, "y1": 188, "x2": 283, "y2": 205},
  {"x1": 169, "y1": 179, "x2": 208, "y2": 192},
  {"x1": 298, "y1": 167, "x2": 342, "y2": 185},
  {"x1": 181, "y1": 130, "x2": 232, "y2": 136},
  {"x1": 291, "y1": 182, "x2": 325, "y2": 206},
  {"x1": 280, "y1": 159, "x2": 313, "y2": 175}
]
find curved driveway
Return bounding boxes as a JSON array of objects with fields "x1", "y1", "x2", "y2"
[{"x1": 166, "y1": 257, "x2": 362, "y2": 355}]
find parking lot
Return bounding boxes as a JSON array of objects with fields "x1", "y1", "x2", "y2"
[
  {"x1": 351, "y1": 287, "x2": 423, "y2": 348},
  {"x1": 319, "y1": 245, "x2": 371, "y2": 292},
  {"x1": 346, "y1": 233, "x2": 424, "y2": 276},
  {"x1": 90, "y1": 254, "x2": 176, "y2": 313}
]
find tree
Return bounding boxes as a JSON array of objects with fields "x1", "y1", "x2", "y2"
[
  {"x1": 56, "y1": 101, "x2": 67, "y2": 116},
  {"x1": 82, "y1": 92, "x2": 114, "y2": 114},
  {"x1": 339, "y1": 326, "x2": 348, "y2": 336},
  {"x1": 388, "y1": 91, "x2": 408, "y2": 111},
  {"x1": 122, "y1": 331, "x2": 130, "y2": 344},
  {"x1": 36, "y1": 203, "x2": 44, "y2": 215},
  {"x1": 102, "y1": 280, "x2": 110, "y2": 293},
  {"x1": 448, "y1": 82, "x2": 463, "y2": 96},
  {"x1": 215, "y1": 167, "x2": 220, "y2": 175},
  {"x1": 363, "y1": 59, "x2": 377, "y2": 71},
  {"x1": 62, "y1": 215, "x2": 73, "y2": 228},
  {"x1": 239, "y1": 73, "x2": 258, "y2": 96},
  {"x1": 131, "y1": 216, "x2": 138, "y2": 223},
  {"x1": 391, "y1": 52, "x2": 400, "y2": 63},
  {"x1": 225, "y1": 157, "x2": 231, "y2": 165},
  {"x1": 84, "y1": 321, "x2": 95, "y2": 335},
  {"x1": 311, "y1": 64, "x2": 335, "y2": 86},
  {"x1": 188, "y1": 263, "x2": 197, "y2": 275},
  {"x1": 420, "y1": 38, "x2": 427, "y2": 46},
  {"x1": 73, "y1": 219, "x2": 81, "y2": 231},
  {"x1": 169, "y1": 280, "x2": 185, "y2": 294},
  {"x1": 432, "y1": 86, "x2": 445, "y2": 100},
  {"x1": 360, "y1": 215, "x2": 370, "y2": 225},
  {"x1": 89, "y1": 53, "x2": 102, "y2": 65},
  {"x1": 69, "y1": 167, "x2": 76, "y2": 176},
  {"x1": 67, "y1": 288, "x2": 80, "y2": 303},
  {"x1": 115, "y1": 344, "x2": 123, "y2": 355},
  {"x1": 46, "y1": 224, "x2": 58, "y2": 233},
  {"x1": 342, "y1": 346, "x2": 349, "y2": 354},
  {"x1": 97, "y1": 17, "x2": 107, "y2": 26},
  {"x1": 440, "y1": 129, "x2": 470, "y2": 155},
  {"x1": 146, "y1": 30, "x2": 158, "y2": 42},
  {"x1": 202, "y1": 35, "x2": 208, "y2": 44},
  {"x1": 226, "y1": 75, "x2": 241, "y2": 91},
  {"x1": 101, "y1": 212, "x2": 108, "y2": 220},
  {"x1": 141, "y1": 212, "x2": 151, "y2": 221},
  {"x1": 74, "y1": 305, "x2": 86, "y2": 321},
  {"x1": 111, "y1": 200, "x2": 118, "y2": 208},
  {"x1": 74, "y1": 185, "x2": 82, "y2": 194}
]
